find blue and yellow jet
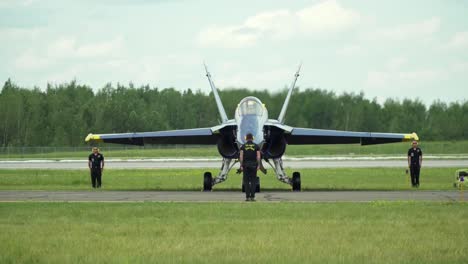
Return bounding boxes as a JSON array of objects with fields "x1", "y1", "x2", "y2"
[{"x1": 86, "y1": 64, "x2": 419, "y2": 191}]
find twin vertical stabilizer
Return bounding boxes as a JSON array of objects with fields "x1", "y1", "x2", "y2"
[
  {"x1": 204, "y1": 63, "x2": 228, "y2": 123},
  {"x1": 277, "y1": 64, "x2": 302, "y2": 124},
  {"x1": 204, "y1": 63, "x2": 301, "y2": 124}
]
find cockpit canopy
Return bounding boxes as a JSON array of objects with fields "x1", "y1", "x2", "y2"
[
  {"x1": 235, "y1": 97, "x2": 268, "y2": 145},
  {"x1": 237, "y1": 98, "x2": 264, "y2": 117}
]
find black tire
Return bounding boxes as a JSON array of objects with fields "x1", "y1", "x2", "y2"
[
  {"x1": 292, "y1": 172, "x2": 301, "y2": 192},
  {"x1": 255, "y1": 176, "x2": 260, "y2": 193},
  {"x1": 203, "y1": 172, "x2": 212, "y2": 192}
]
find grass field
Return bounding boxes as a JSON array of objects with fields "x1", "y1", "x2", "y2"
[
  {"x1": 1, "y1": 140, "x2": 467, "y2": 159},
  {"x1": 1, "y1": 202, "x2": 467, "y2": 264},
  {"x1": 0, "y1": 167, "x2": 460, "y2": 191}
]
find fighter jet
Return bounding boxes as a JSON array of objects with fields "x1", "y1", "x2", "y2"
[{"x1": 85, "y1": 64, "x2": 419, "y2": 191}]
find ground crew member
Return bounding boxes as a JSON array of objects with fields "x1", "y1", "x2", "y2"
[
  {"x1": 88, "y1": 147, "x2": 105, "y2": 188},
  {"x1": 239, "y1": 133, "x2": 261, "y2": 201},
  {"x1": 407, "y1": 140, "x2": 422, "y2": 187}
]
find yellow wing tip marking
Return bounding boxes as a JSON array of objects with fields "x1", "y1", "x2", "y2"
[
  {"x1": 403, "y1": 132, "x2": 419, "y2": 142},
  {"x1": 85, "y1": 133, "x2": 103, "y2": 143}
]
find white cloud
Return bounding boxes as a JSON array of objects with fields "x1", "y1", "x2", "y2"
[
  {"x1": 296, "y1": 0, "x2": 360, "y2": 33},
  {"x1": 14, "y1": 35, "x2": 124, "y2": 72},
  {"x1": 336, "y1": 44, "x2": 361, "y2": 56},
  {"x1": 76, "y1": 37, "x2": 124, "y2": 58},
  {"x1": 365, "y1": 68, "x2": 447, "y2": 88},
  {"x1": 215, "y1": 67, "x2": 292, "y2": 90},
  {"x1": 41, "y1": 57, "x2": 162, "y2": 87},
  {"x1": 44, "y1": 66, "x2": 81, "y2": 85},
  {"x1": 47, "y1": 36, "x2": 124, "y2": 59},
  {"x1": 386, "y1": 57, "x2": 407, "y2": 71},
  {"x1": 449, "y1": 61, "x2": 468, "y2": 74},
  {"x1": 49, "y1": 37, "x2": 76, "y2": 57},
  {"x1": 447, "y1": 31, "x2": 468, "y2": 49},
  {"x1": 198, "y1": 9, "x2": 296, "y2": 48},
  {"x1": 0, "y1": 0, "x2": 36, "y2": 8},
  {"x1": 364, "y1": 57, "x2": 448, "y2": 89},
  {"x1": 198, "y1": 25, "x2": 259, "y2": 48},
  {"x1": 14, "y1": 51, "x2": 51, "y2": 70},
  {"x1": 244, "y1": 10, "x2": 297, "y2": 40},
  {"x1": 198, "y1": 0, "x2": 360, "y2": 48},
  {"x1": 0, "y1": 27, "x2": 44, "y2": 42},
  {"x1": 21, "y1": 0, "x2": 37, "y2": 6},
  {"x1": 372, "y1": 17, "x2": 440, "y2": 41}
]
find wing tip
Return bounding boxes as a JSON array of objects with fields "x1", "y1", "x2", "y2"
[
  {"x1": 85, "y1": 133, "x2": 103, "y2": 143},
  {"x1": 403, "y1": 132, "x2": 419, "y2": 142}
]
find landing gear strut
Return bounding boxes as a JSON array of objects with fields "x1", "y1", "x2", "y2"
[
  {"x1": 266, "y1": 158, "x2": 302, "y2": 191},
  {"x1": 203, "y1": 158, "x2": 237, "y2": 191}
]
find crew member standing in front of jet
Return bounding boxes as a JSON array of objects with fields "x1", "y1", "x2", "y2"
[
  {"x1": 88, "y1": 147, "x2": 105, "y2": 188},
  {"x1": 407, "y1": 140, "x2": 422, "y2": 188},
  {"x1": 239, "y1": 133, "x2": 261, "y2": 201}
]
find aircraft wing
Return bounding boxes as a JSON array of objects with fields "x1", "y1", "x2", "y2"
[
  {"x1": 285, "y1": 127, "x2": 419, "y2": 145},
  {"x1": 85, "y1": 127, "x2": 220, "y2": 146}
]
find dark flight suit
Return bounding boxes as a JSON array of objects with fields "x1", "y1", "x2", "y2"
[
  {"x1": 241, "y1": 141, "x2": 259, "y2": 199},
  {"x1": 408, "y1": 147, "x2": 422, "y2": 187},
  {"x1": 89, "y1": 153, "x2": 104, "y2": 188}
]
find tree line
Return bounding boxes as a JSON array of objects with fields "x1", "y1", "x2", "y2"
[{"x1": 0, "y1": 79, "x2": 466, "y2": 147}]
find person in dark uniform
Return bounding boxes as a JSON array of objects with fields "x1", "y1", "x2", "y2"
[
  {"x1": 88, "y1": 147, "x2": 105, "y2": 188},
  {"x1": 407, "y1": 140, "x2": 422, "y2": 187},
  {"x1": 239, "y1": 133, "x2": 261, "y2": 201}
]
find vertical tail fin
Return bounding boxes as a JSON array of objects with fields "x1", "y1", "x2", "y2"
[
  {"x1": 204, "y1": 63, "x2": 228, "y2": 123},
  {"x1": 278, "y1": 63, "x2": 302, "y2": 124}
]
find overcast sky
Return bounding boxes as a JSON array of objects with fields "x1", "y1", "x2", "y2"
[{"x1": 1, "y1": 0, "x2": 467, "y2": 104}]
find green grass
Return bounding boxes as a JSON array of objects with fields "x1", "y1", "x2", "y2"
[
  {"x1": 1, "y1": 140, "x2": 467, "y2": 159},
  {"x1": 1, "y1": 202, "x2": 467, "y2": 263},
  {"x1": 0, "y1": 167, "x2": 460, "y2": 191}
]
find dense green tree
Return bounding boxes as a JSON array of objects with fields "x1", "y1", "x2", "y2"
[{"x1": 0, "y1": 79, "x2": 466, "y2": 147}]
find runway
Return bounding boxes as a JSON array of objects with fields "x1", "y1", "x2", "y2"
[
  {"x1": 0, "y1": 190, "x2": 464, "y2": 202},
  {"x1": 0, "y1": 159, "x2": 467, "y2": 169}
]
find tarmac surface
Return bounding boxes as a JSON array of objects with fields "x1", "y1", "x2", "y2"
[
  {"x1": 0, "y1": 159, "x2": 467, "y2": 169},
  {"x1": 0, "y1": 190, "x2": 464, "y2": 202}
]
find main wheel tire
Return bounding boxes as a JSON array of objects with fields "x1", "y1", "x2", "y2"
[
  {"x1": 255, "y1": 176, "x2": 260, "y2": 193},
  {"x1": 203, "y1": 172, "x2": 212, "y2": 192},
  {"x1": 292, "y1": 172, "x2": 301, "y2": 192}
]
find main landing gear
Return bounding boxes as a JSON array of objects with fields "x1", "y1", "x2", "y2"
[
  {"x1": 292, "y1": 172, "x2": 301, "y2": 192},
  {"x1": 265, "y1": 158, "x2": 301, "y2": 192},
  {"x1": 203, "y1": 172, "x2": 212, "y2": 191},
  {"x1": 203, "y1": 158, "x2": 301, "y2": 192},
  {"x1": 203, "y1": 158, "x2": 237, "y2": 192}
]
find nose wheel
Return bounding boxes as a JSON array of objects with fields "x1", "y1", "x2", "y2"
[
  {"x1": 203, "y1": 172, "x2": 212, "y2": 191},
  {"x1": 292, "y1": 172, "x2": 301, "y2": 192}
]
